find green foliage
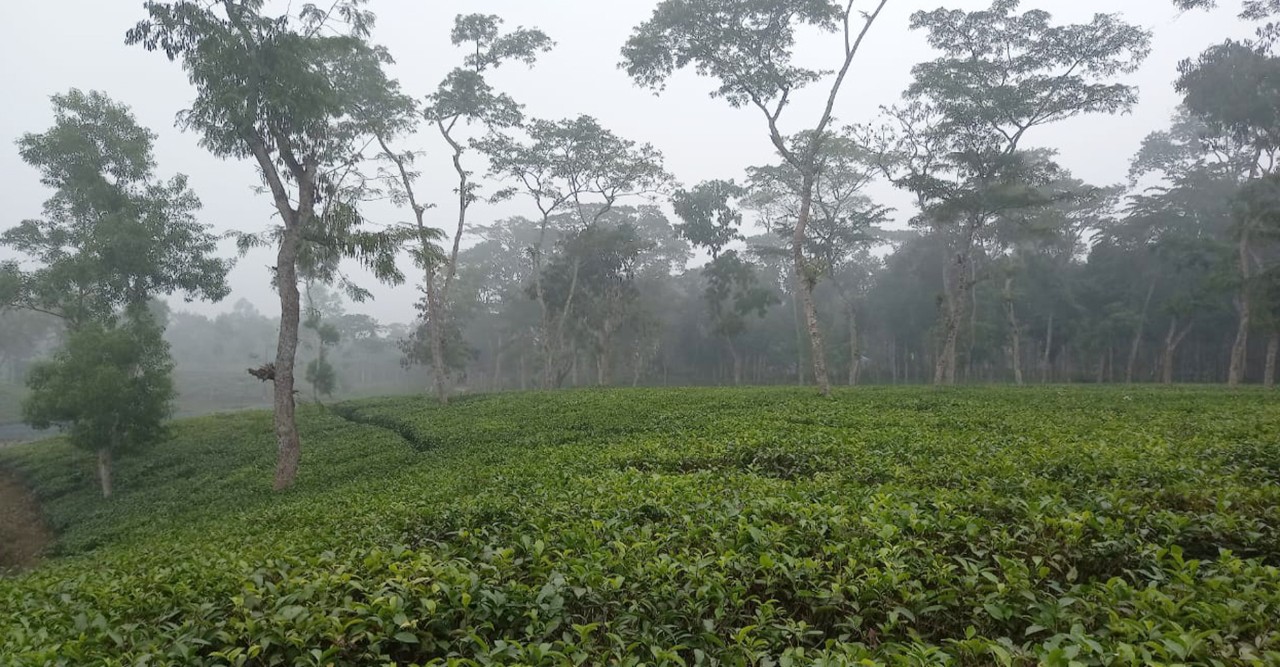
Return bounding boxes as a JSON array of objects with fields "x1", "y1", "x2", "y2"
[
  {"x1": 875, "y1": 1, "x2": 1151, "y2": 227},
  {"x1": 126, "y1": 0, "x2": 385, "y2": 166},
  {"x1": 704, "y1": 251, "x2": 778, "y2": 340},
  {"x1": 909, "y1": 1, "x2": 1151, "y2": 137},
  {"x1": 1, "y1": 89, "x2": 229, "y2": 323},
  {"x1": 427, "y1": 14, "x2": 553, "y2": 131},
  {"x1": 621, "y1": 0, "x2": 845, "y2": 107},
  {"x1": 478, "y1": 115, "x2": 670, "y2": 219},
  {"x1": 22, "y1": 311, "x2": 174, "y2": 461},
  {"x1": 672, "y1": 180, "x2": 747, "y2": 258},
  {"x1": 1177, "y1": 41, "x2": 1280, "y2": 157},
  {"x1": 2, "y1": 387, "x2": 1280, "y2": 664},
  {"x1": 1174, "y1": 0, "x2": 1280, "y2": 21}
]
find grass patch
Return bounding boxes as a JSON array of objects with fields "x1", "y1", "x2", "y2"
[{"x1": 1, "y1": 386, "x2": 1278, "y2": 665}]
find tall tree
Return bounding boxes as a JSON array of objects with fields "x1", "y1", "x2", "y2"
[
  {"x1": 129, "y1": 0, "x2": 406, "y2": 489},
  {"x1": 1177, "y1": 41, "x2": 1280, "y2": 385},
  {"x1": 869, "y1": 0, "x2": 1150, "y2": 384},
  {"x1": 3, "y1": 90, "x2": 229, "y2": 325},
  {"x1": 622, "y1": 0, "x2": 890, "y2": 397},
  {"x1": 375, "y1": 13, "x2": 551, "y2": 404},
  {"x1": 746, "y1": 132, "x2": 887, "y2": 385},
  {"x1": 2, "y1": 90, "x2": 228, "y2": 497}
]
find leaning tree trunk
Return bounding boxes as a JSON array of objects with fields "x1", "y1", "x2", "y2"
[
  {"x1": 1126, "y1": 281, "x2": 1157, "y2": 384},
  {"x1": 1265, "y1": 331, "x2": 1278, "y2": 389},
  {"x1": 96, "y1": 447, "x2": 113, "y2": 499},
  {"x1": 1229, "y1": 292, "x2": 1252, "y2": 387},
  {"x1": 272, "y1": 221, "x2": 303, "y2": 490},
  {"x1": 793, "y1": 184, "x2": 831, "y2": 397},
  {"x1": 1161, "y1": 318, "x2": 1192, "y2": 385},
  {"x1": 1229, "y1": 230, "x2": 1253, "y2": 387}
]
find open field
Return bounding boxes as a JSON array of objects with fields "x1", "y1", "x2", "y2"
[{"x1": 1, "y1": 387, "x2": 1278, "y2": 665}]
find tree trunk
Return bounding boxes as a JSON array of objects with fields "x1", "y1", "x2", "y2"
[
  {"x1": 726, "y1": 336, "x2": 743, "y2": 386},
  {"x1": 1265, "y1": 331, "x2": 1278, "y2": 389},
  {"x1": 848, "y1": 305, "x2": 861, "y2": 386},
  {"x1": 1042, "y1": 312, "x2": 1054, "y2": 384},
  {"x1": 532, "y1": 217, "x2": 555, "y2": 390},
  {"x1": 548, "y1": 260, "x2": 582, "y2": 389},
  {"x1": 493, "y1": 333, "x2": 503, "y2": 392},
  {"x1": 793, "y1": 183, "x2": 830, "y2": 397},
  {"x1": 1003, "y1": 276, "x2": 1024, "y2": 386},
  {"x1": 792, "y1": 285, "x2": 806, "y2": 386},
  {"x1": 1229, "y1": 230, "x2": 1253, "y2": 387},
  {"x1": 272, "y1": 223, "x2": 303, "y2": 491},
  {"x1": 937, "y1": 310, "x2": 961, "y2": 386},
  {"x1": 1161, "y1": 318, "x2": 1193, "y2": 385},
  {"x1": 96, "y1": 447, "x2": 113, "y2": 499},
  {"x1": 424, "y1": 271, "x2": 449, "y2": 405},
  {"x1": 1126, "y1": 281, "x2": 1156, "y2": 384},
  {"x1": 890, "y1": 335, "x2": 898, "y2": 385},
  {"x1": 632, "y1": 348, "x2": 643, "y2": 388},
  {"x1": 966, "y1": 259, "x2": 978, "y2": 383},
  {"x1": 376, "y1": 132, "x2": 459, "y2": 404},
  {"x1": 597, "y1": 350, "x2": 608, "y2": 387},
  {"x1": 935, "y1": 244, "x2": 968, "y2": 386}
]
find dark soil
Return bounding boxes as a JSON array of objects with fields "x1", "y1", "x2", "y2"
[{"x1": 0, "y1": 468, "x2": 51, "y2": 571}]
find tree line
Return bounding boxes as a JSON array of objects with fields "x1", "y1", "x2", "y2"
[{"x1": 2, "y1": 0, "x2": 1277, "y2": 496}]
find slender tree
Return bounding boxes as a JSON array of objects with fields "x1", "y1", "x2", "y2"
[
  {"x1": 746, "y1": 133, "x2": 888, "y2": 385},
  {"x1": 375, "y1": 13, "x2": 551, "y2": 404},
  {"x1": 622, "y1": 0, "x2": 890, "y2": 397}
]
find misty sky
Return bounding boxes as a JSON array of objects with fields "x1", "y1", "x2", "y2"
[{"x1": 0, "y1": 1, "x2": 1258, "y2": 325}]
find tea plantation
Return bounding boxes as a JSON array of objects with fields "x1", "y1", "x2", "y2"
[{"x1": 1, "y1": 387, "x2": 1278, "y2": 665}]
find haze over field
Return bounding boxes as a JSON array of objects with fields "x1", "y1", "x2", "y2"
[{"x1": 0, "y1": 1, "x2": 1255, "y2": 323}]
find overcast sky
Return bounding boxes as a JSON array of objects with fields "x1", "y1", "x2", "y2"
[{"x1": 0, "y1": 0, "x2": 1259, "y2": 325}]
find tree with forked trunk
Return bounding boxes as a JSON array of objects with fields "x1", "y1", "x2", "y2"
[
  {"x1": 622, "y1": 0, "x2": 891, "y2": 397},
  {"x1": 375, "y1": 13, "x2": 552, "y2": 405}
]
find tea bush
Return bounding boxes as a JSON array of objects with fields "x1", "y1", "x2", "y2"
[{"x1": 1, "y1": 387, "x2": 1278, "y2": 665}]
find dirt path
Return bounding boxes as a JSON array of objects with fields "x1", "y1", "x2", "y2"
[{"x1": 0, "y1": 467, "x2": 51, "y2": 571}]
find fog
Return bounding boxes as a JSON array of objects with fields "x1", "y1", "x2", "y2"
[{"x1": 0, "y1": 1, "x2": 1253, "y2": 324}]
